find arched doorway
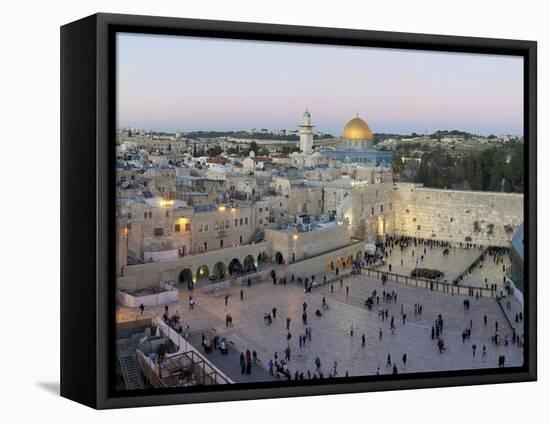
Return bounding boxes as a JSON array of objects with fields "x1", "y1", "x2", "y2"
[
  {"x1": 257, "y1": 251, "x2": 268, "y2": 268},
  {"x1": 346, "y1": 254, "x2": 353, "y2": 267},
  {"x1": 337, "y1": 257, "x2": 344, "y2": 271},
  {"x1": 196, "y1": 265, "x2": 210, "y2": 284},
  {"x1": 356, "y1": 251, "x2": 363, "y2": 262},
  {"x1": 228, "y1": 258, "x2": 243, "y2": 275},
  {"x1": 178, "y1": 268, "x2": 193, "y2": 289},
  {"x1": 275, "y1": 252, "x2": 284, "y2": 265},
  {"x1": 326, "y1": 260, "x2": 334, "y2": 272},
  {"x1": 212, "y1": 262, "x2": 227, "y2": 281},
  {"x1": 243, "y1": 255, "x2": 256, "y2": 272}
]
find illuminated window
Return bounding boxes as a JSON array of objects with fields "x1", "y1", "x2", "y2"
[
  {"x1": 175, "y1": 224, "x2": 181, "y2": 232},
  {"x1": 185, "y1": 223, "x2": 191, "y2": 231}
]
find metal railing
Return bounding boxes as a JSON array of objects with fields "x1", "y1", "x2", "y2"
[
  {"x1": 155, "y1": 316, "x2": 234, "y2": 383},
  {"x1": 360, "y1": 267, "x2": 495, "y2": 298}
]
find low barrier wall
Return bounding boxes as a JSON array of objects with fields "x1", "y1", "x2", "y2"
[
  {"x1": 361, "y1": 267, "x2": 495, "y2": 298},
  {"x1": 118, "y1": 281, "x2": 179, "y2": 308}
]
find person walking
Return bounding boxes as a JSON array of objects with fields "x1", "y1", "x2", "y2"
[
  {"x1": 361, "y1": 333, "x2": 366, "y2": 347},
  {"x1": 315, "y1": 357, "x2": 321, "y2": 372},
  {"x1": 402, "y1": 353, "x2": 407, "y2": 366},
  {"x1": 286, "y1": 317, "x2": 291, "y2": 330},
  {"x1": 350, "y1": 324, "x2": 354, "y2": 337},
  {"x1": 240, "y1": 352, "x2": 246, "y2": 374},
  {"x1": 139, "y1": 303, "x2": 145, "y2": 315},
  {"x1": 240, "y1": 289, "x2": 244, "y2": 300}
]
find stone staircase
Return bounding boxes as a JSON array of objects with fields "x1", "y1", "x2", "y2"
[{"x1": 118, "y1": 348, "x2": 145, "y2": 390}]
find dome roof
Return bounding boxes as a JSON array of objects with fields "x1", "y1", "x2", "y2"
[{"x1": 342, "y1": 116, "x2": 373, "y2": 141}]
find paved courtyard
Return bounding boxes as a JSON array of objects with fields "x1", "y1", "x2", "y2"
[
  {"x1": 117, "y1": 269, "x2": 524, "y2": 382},
  {"x1": 378, "y1": 245, "x2": 481, "y2": 283},
  {"x1": 460, "y1": 254, "x2": 511, "y2": 289}
]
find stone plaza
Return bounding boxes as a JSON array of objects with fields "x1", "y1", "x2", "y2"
[{"x1": 117, "y1": 246, "x2": 524, "y2": 383}]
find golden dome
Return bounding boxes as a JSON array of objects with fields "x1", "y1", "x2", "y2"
[{"x1": 342, "y1": 116, "x2": 373, "y2": 141}]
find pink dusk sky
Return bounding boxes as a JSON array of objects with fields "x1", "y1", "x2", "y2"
[{"x1": 116, "y1": 33, "x2": 524, "y2": 136}]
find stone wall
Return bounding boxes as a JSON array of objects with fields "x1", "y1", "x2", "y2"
[
  {"x1": 283, "y1": 242, "x2": 364, "y2": 280},
  {"x1": 264, "y1": 223, "x2": 351, "y2": 263},
  {"x1": 119, "y1": 241, "x2": 272, "y2": 290},
  {"x1": 348, "y1": 183, "x2": 396, "y2": 242},
  {"x1": 287, "y1": 185, "x2": 324, "y2": 215},
  {"x1": 393, "y1": 183, "x2": 523, "y2": 246}
]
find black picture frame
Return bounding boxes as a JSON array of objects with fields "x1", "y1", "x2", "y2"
[{"x1": 61, "y1": 12, "x2": 537, "y2": 409}]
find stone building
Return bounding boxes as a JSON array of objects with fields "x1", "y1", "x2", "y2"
[{"x1": 264, "y1": 221, "x2": 352, "y2": 265}]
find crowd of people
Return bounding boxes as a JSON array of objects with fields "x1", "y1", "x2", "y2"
[{"x1": 139, "y1": 235, "x2": 522, "y2": 383}]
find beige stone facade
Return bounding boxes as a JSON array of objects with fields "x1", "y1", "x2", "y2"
[
  {"x1": 264, "y1": 222, "x2": 352, "y2": 264},
  {"x1": 392, "y1": 183, "x2": 523, "y2": 246}
]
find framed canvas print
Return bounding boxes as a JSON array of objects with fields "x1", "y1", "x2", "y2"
[{"x1": 60, "y1": 13, "x2": 537, "y2": 409}]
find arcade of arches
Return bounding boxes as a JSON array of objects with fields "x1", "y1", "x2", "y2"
[
  {"x1": 176, "y1": 251, "x2": 267, "y2": 287},
  {"x1": 173, "y1": 245, "x2": 364, "y2": 288}
]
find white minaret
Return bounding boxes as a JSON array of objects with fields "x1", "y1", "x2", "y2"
[{"x1": 299, "y1": 109, "x2": 314, "y2": 154}]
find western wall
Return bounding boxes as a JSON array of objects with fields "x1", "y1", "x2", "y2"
[{"x1": 391, "y1": 183, "x2": 524, "y2": 247}]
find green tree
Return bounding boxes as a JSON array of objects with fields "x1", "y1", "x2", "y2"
[
  {"x1": 249, "y1": 141, "x2": 258, "y2": 154},
  {"x1": 207, "y1": 145, "x2": 223, "y2": 157}
]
